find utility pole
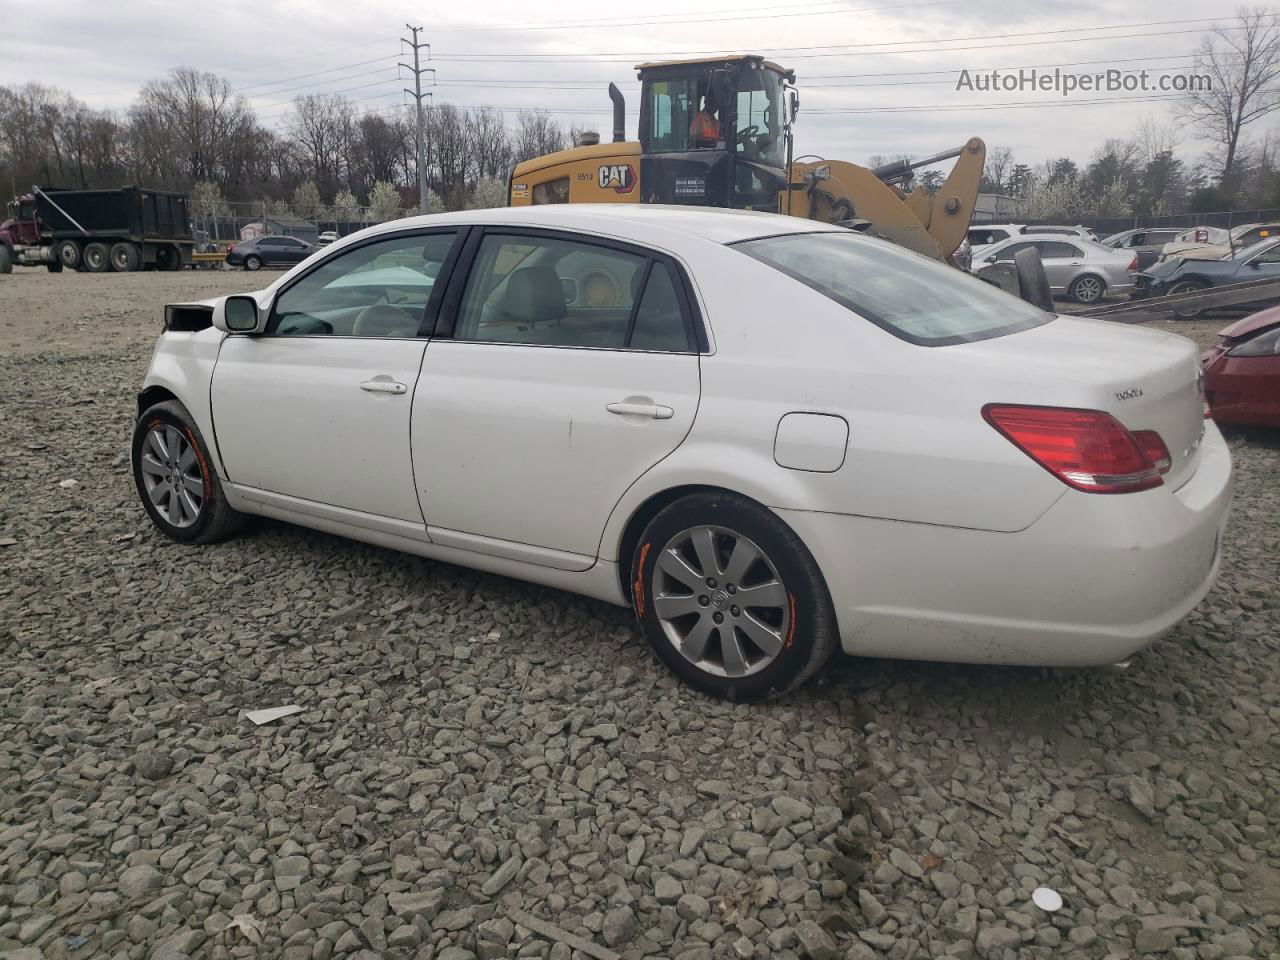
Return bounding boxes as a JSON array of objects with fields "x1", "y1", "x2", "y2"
[{"x1": 401, "y1": 26, "x2": 436, "y2": 215}]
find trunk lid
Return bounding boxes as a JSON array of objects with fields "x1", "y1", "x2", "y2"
[{"x1": 950, "y1": 316, "x2": 1207, "y2": 490}]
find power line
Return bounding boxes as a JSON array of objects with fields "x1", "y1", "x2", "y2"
[
  {"x1": 250, "y1": 77, "x2": 405, "y2": 114},
  {"x1": 233, "y1": 55, "x2": 398, "y2": 93},
  {"x1": 426, "y1": 0, "x2": 977, "y2": 33},
  {"x1": 425, "y1": 15, "x2": 1267, "y2": 62},
  {"x1": 242, "y1": 67, "x2": 400, "y2": 101}
]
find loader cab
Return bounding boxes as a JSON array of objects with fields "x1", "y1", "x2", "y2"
[{"x1": 638, "y1": 56, "x2": 795, "y2": 211}]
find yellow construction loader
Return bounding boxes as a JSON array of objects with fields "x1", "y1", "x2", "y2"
[{"x1": 508, "y1": 55, "x2": 985, "y2": 261}]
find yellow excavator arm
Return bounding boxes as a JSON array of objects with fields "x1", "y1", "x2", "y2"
[{"x1": 782, "y1": 138, "x2": 985, "y2": 261}]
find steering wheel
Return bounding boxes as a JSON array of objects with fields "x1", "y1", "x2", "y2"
[{"x1": 736, "y1": 125, "x2": 760, "y2": 145}]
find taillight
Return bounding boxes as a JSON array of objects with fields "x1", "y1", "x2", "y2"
[
  {"x1": 1127, "y1": 255, "x2": 1138, "y2": 271},
  {"x1": 1132, "y1": 430, "x2": 1171, "y2": 474},
  {"x1": 983, "y1": 404, "x2": 1164, "y2": 493},
  {"x1": 228, "y1": 244, "x2": 235, "y2": 252}
]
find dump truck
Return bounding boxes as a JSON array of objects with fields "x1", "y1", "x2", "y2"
[
  {"x1": 0, "y1": 186, "x2": 194, "y2": 274},
  {"x1": 508, "y1": 55, "x2": 985, "y2": 262}
]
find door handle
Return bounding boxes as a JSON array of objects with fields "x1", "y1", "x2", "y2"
[
  {"x1": 360, "y1": 378, "x2": 407, "y2": 395},
  {"x1": 607, "y1": 401, "x2": 674, "y2": 420}
]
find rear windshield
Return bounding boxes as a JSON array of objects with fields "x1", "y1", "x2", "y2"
[{"x1": 734, "y1": 231, "x2": 1053, "y2": 346}]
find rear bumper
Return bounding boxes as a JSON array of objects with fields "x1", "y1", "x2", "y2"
[{"x1": 776, "y1": 422, "x2": 1233, "y2": 666}]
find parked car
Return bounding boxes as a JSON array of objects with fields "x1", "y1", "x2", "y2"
[
  {"x1": 1159, "y1": 226, "x2": 1231, "y2": 262},
  {"x1": 318, "y1": 230, "x2": 340, "y2": 246},
  {"x1": 1202, "y1": 306, "x2": 1280, "y2": 427},
  {"x1": 226, "y1": 234, "x2": 317, "y2": 270},
  {"x1": 969, "y1": 233, "x2": 1138, "y2": 303},
  {"x1": 1156, "y1": 224, "x2": 1280, "y2": 263},
  {"x1": 1133, "y1": 236, "x2": 1280, "y2": 318},
  {"x1": 965, "y1": 223, "x2": 1025, "y2": 257},
  {"x1": 1022, "y1": 224, "x2": 1098, "y2": 241},
  {"x1": 133, "y1": 205, "x2": 1230, "y2": 701},
  {"x1": 1100, "y1": 227, "x2": 1184, "y2": 270}
]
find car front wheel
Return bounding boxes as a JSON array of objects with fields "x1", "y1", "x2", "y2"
[
  {"x1": 132, "y1": 400, "x2": 245, "y2": 544},
  {"x1": 632, "y1": 492, "x2": 838, "y2": 701}
]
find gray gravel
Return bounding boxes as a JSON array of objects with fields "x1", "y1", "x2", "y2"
[{"x1": 1, "y1": 273, "x2": 1278, "y2": 960}]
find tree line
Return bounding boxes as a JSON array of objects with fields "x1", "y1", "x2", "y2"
[{"x1": 0, "y1": 67, "x2": 575, "y2": 222}]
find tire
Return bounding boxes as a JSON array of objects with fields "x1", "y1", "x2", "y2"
[
  {"x1": 83, "y1": 242, "x2": 110, "y2": 273},
  {"x1": 1068, "y1": 273, "x2": 1106, "y2": 304},
  {"x1": 244, "y1": 255, "x2": 262, "y2": 271},
  {"x1": 631, "y1": 492, "x2": 838, "y2": 701},
  {"x1": 110, "y1": 242, "x2": 141, "y2": 272},
  {"x1": 155, "y1": 244, "x2": 182, "y2": 271},
  {"x1": 56, "y1": 240, "x2": 81, "y2": 269},
  {"x1": 46, "y1": 260, "x2": 63, "y2": 273},
  {"x1": 1014, "y1": 248, "x2": 1054, "y2": 311},
  {"x1": 132, "y1": 400, "x2": 246, "y2": 545},
  {"x1": 1167, "y1": 280, "x2": 1207, "y2": 320},
  {"x1": 0, "y1": 246, "x2": 11, "y2": 274}
]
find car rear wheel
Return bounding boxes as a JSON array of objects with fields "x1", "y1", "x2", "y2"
[
  {"x1": 132, "y1": 400, "x2": 245, "y2": 544},
  {"x1": 244, "y1": 255, "x2": 262, "y2": 271},
  {"x1": 83, "y1": 242, "x2": 110, "y2": 273},
  {"x1": 632, "y1": 492, "x2": 838, "y2": 701},
  {"x1": 1069, "y1": 273, "x2": 1106, "y2": 303},
  {"x1": 1167, "y1": 280, "x2": 1207, "y2": 320}
]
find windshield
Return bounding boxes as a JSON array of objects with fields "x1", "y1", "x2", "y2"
[
  {"x1": 735, "y1": 67, "x2": 785, "y2": 167},
  {"x1": 736, "y1": 232, "x2": 1053, "y2": 346},
  {"x1": 1227, "y1": 238, "x2": 1280, "y2": 261}
]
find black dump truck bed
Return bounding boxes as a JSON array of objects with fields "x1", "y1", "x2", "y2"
[{"x1": 35, "y1": 187, "x2": 193, "y2": 243}]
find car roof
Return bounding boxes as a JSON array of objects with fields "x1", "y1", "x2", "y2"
[{"x1": 351, "y1": 204, "x2": 844, "y2": 247}]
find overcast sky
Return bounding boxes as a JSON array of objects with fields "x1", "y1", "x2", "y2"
[{"x1": 4, "y1": 0, "x2": 1233, "y2": 174}]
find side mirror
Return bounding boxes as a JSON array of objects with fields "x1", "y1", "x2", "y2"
[
  {"x1": 215, "y1": 295, "x2": 266, "y2": 334},
  {"x1": 1248, "y1": 260, "x2": 1261, "y2": 269}
]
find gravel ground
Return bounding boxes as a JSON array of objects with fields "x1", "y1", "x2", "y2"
[{"x1": 1, "y1": 269, "x2": 1277, "y2": 960}]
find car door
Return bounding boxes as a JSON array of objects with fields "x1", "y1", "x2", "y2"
[
  {"x1": 411, "y1": 228, "x2": 703, "y2": 569},
  {"x1": 1034, "y1": 241, "x2": 1081, "y2": 290},
  {"x1": 1239, "y1": 243, "x2": 1280, "y2": 280},
  {"x1": 210, "y1": 228, "x2": 461, "y2": 527}
]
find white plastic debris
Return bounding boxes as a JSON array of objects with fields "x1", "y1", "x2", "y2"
[
  {"x1": 58, "y1": 479, "x2": 79, "y2": 489},
  {"x1": 1032, "y1": 887, "x2": 1063, "y2": 912},
  {"x1": 243, "y1": 705, "x2": 303, "y2": 726}
]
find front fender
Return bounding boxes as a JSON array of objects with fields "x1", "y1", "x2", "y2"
[{"x1": 137, "y1": 329, "x2": 226, "y2": 478}]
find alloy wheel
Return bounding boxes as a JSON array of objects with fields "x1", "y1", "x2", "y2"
[
  {"x1": 1074, "y1": 276, "x2": 1103, "y2": 302},
  {"x1": 138, "y1": 424, "x2": 205, "y2": 528},
  {"x1": 651, "y1": 525, "x2": 790, "y2": 678}
]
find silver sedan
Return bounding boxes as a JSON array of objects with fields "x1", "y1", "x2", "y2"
[{"x1": 970, "y1": 234, "x2": 1138, "y2": 303}]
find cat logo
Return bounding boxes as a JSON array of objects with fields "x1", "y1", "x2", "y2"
[{"x1": 598, "y1": 163, "x2": 637, "y2": 194}]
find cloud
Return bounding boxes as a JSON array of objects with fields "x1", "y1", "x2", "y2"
[{"x1": 1, "y1": 0, "x2": 1220, "y2": 170}]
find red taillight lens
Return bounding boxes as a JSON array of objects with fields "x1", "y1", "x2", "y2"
[
  {"x1": 228, "y1": 244, "x2": 235, "y2": 252},
  {"x1": 983, "y1": 404, "x2": 1164, "y2": 493},
  {"x1": 1132, "y1": 430, "x2": 1171, "y2": 474},
  {"x1": 1127, "y1": 255, "x2": 1138, "y2": 271}
]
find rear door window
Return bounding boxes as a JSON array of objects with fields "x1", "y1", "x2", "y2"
[{"x1": 736, "y1": 231, "x2": 1052, "y2": 346}]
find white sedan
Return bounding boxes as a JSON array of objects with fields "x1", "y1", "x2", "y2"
[{"x1": 133, "y1": 205, "x2": 1232, "y2": 701}]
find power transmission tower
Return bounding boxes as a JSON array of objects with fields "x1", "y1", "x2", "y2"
[{"x1": 401, "y1": 26, "x2": 436, "y2": 215}]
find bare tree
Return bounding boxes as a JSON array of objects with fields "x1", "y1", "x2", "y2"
[
  {"x1": 981, "y1": 146, "x2": 1014, "y2": 193},
  {"x1": 467, "y1": 106, "x2": 514, "y2": 182},
  {"x1": 1185, "y1": 8, "x2": 1280, "y2": 191},
  {"x1": 1133, "y1": 118, "x2": 1181, "y2": 164},
  {"x1": 286, "y1": 94, "x2": 357, "y2": 198},
  {"x1": 512, "y1": 110, "x2": 567, "y2": 166}
]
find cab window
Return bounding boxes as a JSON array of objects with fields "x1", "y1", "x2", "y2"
[
  {"x1": 269, "y1": 232, "x2": 456, "y2": 337},
  {"x1": 533, "y1": 178, "x2": 569, "y2": 204}
]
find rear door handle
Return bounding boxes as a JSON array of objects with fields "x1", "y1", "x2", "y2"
[
  {"x1": 607, "y1": 401, "x2": 674, "y2": 420},
  {"x1": 360, "y1": 378, "x2": 407, "y2": 395}
]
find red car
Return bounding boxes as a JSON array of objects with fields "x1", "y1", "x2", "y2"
[{"x1": 1203, "y1": 305, "x2": 1280, "y2": 427}]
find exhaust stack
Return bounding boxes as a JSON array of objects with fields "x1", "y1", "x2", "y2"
[{"x1": 608, "y1": 83, "x2": 626, "y2": 143}]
